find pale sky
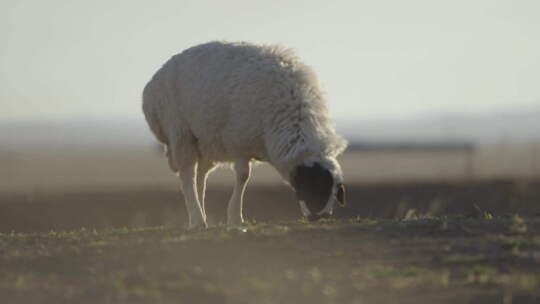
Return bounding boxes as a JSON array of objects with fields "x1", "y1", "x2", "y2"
[{"x1": 1, "y1": 0, "x2": 539, "y2": 122}]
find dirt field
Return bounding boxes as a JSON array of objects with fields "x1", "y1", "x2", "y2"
[
  {"x1": 0, "y1": 180, "x2": 539, "y2": 303},
  {"x1": 2, "y1": 147, "x2": 540, "y2": 303},
  {"x1": 1, "y1": 217, "x2": 539, "y2": 304},
  {"x1": 1, "y1": 179, "x2": 539, "y2": 232}
]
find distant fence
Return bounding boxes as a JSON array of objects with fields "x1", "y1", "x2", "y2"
[
  {"x1": 345, "y1": 140, "x2": 540, "y2": 181},
  {"x1": 2, "y1": 141, "x2": 539, "y2": 193},
  {"x1": 348, "y1": 141, "x2": 475, "y2": 153},
  {"x1": 476, "y1": 140, "x2": 540, "y2": 179}
]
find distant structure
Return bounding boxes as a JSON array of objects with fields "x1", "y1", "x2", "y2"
[
  {"x1": 347, "y1": 141, "x2": 475, "y2": 153},
  {"x1": 348, "y1": 140, "x2": 477, "y2": 180}
]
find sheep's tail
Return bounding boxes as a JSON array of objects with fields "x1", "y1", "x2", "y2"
[
  {"x1": 144, "y1": 108, "x2": 168, "y2": 145},
  {"x1": 142, "y1": 87, "x2": 168, "y2": 145}
]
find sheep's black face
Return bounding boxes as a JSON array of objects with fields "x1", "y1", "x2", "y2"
[{"x1": 291, "y1": 162, "x2": 345, "y2": 220}]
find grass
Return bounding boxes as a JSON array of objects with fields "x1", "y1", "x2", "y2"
[{"x1": 1, "y1": 217, "x2": 540, "y2": 304}]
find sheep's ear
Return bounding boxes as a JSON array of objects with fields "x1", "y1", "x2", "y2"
[{"x1": 336, "y1": 183, "x2": 346, "y2": 207}]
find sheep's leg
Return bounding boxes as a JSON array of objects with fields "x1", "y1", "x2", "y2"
[
  {"x1": 178, "y1": 162, "x2": 207, "y2": 229},
  {"x1": 196, "y1": 160, "x2": 214, "y2": 221},
  {"x1": 169, "y1": 135, "x2": 207, "y2": 229},
  {"x1": 227, "y1": 160, "x2": 251, "y2": 225}
]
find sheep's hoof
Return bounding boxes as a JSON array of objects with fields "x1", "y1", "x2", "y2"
[
  {"x1": 226, "y1": 225, "x2": 248, "y2": 233},
  {"x1": 226, "y1": 217, "x2": 244, "y2": 226},
  {"x1": 186, "y1": 222, "x2": 208, "y2": 232}
]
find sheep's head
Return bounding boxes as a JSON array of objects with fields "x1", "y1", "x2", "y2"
[{"x1": 290, "y1": 156, "x2": 345, "y2": 221}]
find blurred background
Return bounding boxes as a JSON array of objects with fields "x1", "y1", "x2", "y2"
[{"x1": 1, "y1": 0, "x2": 540, "y2": 231}]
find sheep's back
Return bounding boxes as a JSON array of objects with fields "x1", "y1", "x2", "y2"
[
  {"x1": 143, "y1": 41, "x2": 347, "y2": 165},
  {"x1": 147, "y1": 42, "x2": 293, "y2": 161}
]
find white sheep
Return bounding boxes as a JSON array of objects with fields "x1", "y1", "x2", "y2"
[{"x1": 143, "y1": 41, "x2": 347, "y2": 229}]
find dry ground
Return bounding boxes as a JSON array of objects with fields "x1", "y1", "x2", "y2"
[
  {"x1": 1, "y1": 180, "x2": 540, "y2": 303},
  {"x1": 1, "y1": 180, "x2": 539, "y2": 232},
  {"x1": 1, "y1": 217, "x2": 539, "y2": 304}
]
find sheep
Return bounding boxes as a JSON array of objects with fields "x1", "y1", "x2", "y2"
[{"x1": 143, "y1": 41, "x2": 347, "y2": 229}]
